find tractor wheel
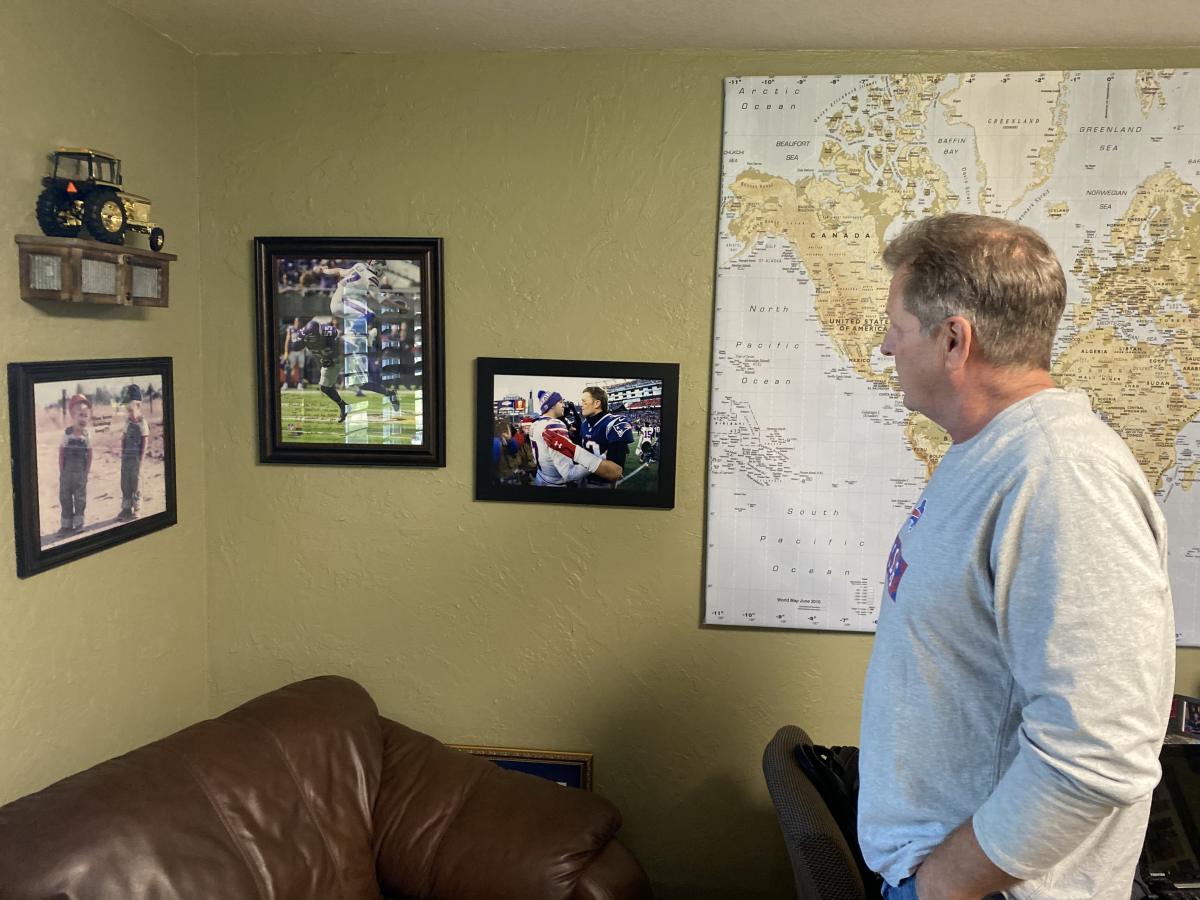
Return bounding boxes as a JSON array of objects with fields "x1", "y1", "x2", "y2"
[
  {"x1": 35, "y1": 186, "x2": 81, "y2": 238},
  {"x1": 149, "y1": 227, "x2": 165, "y2": 252},
  {"x1": 82, "y1": 190, "x2": 126, "y2": 244}
]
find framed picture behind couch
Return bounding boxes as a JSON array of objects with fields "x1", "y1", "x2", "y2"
[{"x1": 8, "y1": 357, "x2": 177, "y2": 577}]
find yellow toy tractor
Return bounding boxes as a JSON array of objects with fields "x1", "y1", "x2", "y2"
[{"x1": 36, "y1": 149, "x2": 165, "y2": 251}]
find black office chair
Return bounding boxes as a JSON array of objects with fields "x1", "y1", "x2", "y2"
[{"x1": 762, "y1": 725, "x2": 881, "y2": 900}]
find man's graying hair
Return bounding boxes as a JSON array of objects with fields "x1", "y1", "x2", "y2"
[{"x1": 882, "y1": 213, "x2": 1066, "y2": 370}]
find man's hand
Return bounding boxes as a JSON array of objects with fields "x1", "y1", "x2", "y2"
[
  {"x1": 541, "y1": 428, "x2": 600, "y2": 471},
  {"x1": 914, "y1": 818, "x2": 1019, "y2": 900},
  {"x1": 541, "y1": 427, "x2": 582, "y2": 458},
  {"x1": 595, "y1": 460, "x2": 622, "y2": 481},
  {"x1": 542, "y1": 429, "x2": 623, "y2": 481}
]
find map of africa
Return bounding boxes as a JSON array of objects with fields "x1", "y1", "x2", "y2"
[{"x1": 704, "y1": 70, "x2": 1200, "y2": 644}]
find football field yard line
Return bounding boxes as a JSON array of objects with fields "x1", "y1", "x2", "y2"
[
  {"x1": 280, "y1": 388, "x2": 420, "y2": 444},
  {"x1": 617, "y1": 462, "x2": 649, "y2": 486}
]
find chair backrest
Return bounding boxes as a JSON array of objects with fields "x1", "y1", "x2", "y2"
[{"x1": 762, "y1": 725, "x2": 867, "y2": 900}]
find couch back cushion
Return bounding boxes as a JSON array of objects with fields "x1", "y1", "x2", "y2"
[
  {"x1": 373, "y1": 719, "x2": 623, "y2": 900},
  {"x1": 0, "y1": 675, "x2": 384, "y2": 900}
]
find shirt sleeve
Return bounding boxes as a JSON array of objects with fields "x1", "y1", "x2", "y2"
[
  {"x1": 609, "y1": 417, "x2": 635, "y2": 444},
  {"x1": 548, "y1": 446, "x2": 593, "y2": 482},
  {"x1": 972, "y1": 458, "x2": 1174, "y2": 878},
  {"x1": 607, "y1": 441, "x2": 629, "y2": 468}
]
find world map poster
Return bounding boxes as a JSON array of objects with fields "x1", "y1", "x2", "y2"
[{"x1": 704, "y1": 70, "x2": 1200, "y2": 644}]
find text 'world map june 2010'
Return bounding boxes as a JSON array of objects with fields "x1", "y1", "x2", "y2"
[{"x1": 705, "y1": 70, "x2": 1200, "y2": 644}]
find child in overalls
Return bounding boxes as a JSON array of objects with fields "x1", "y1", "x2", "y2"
[
  {"x1": 117, "y1": 385, "x2": 150, "y2": 521},
  {"x1": 58, "y1": 393, "x2": 93, "y2": 534}
]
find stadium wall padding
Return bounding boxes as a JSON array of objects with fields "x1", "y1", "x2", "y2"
[
  {"x1": 195, "y1": 48, "x2": 1200, "y2": 899},
  {"x1": 0, "y1": 2, "x2": 209, "y2": 804}
]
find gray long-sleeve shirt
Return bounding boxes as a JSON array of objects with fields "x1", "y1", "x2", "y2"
[{"x1": 858, "y1": 388, "x2": 1175, "y2": 899}]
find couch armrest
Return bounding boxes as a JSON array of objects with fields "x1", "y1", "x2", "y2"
[
  {"x1": 372, "y1": 717, "x2": 649, "y2": 900},
  {"x1": 571, "y1": 840, "x2": 654, "y2": 900}
]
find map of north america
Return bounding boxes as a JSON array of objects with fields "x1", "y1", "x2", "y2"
[{"x1": 705, "y1": 70, "x2": 1200, "y2": 643}]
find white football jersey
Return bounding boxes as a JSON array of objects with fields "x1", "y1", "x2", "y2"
[
  {"x1": 330, "y1": 262, "x2": 381, "y2": 318},
  {"x1": 530, "y1": 417, "x2": 592, "y2": 487}
]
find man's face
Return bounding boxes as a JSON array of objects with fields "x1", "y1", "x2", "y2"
[
  {"x1": 880, "y1": 267, "x2": 945, "y2": 417},
  {"x1": 548, "y1": 401, "x2": 564, "y2": 419},
  {"x1": 399, "y1": 321, "x2": 409, "y2": 340},
  {"x1": 580, "y1": 391, "x2": 602, "y2": 417}
]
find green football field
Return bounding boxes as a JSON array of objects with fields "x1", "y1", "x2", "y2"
[
  {"x1": 616, "y1": 429, "x2": 659, "y2": 491},
  {"x1": 280, "y1": 386, "x2": 421, "y2": 444}
]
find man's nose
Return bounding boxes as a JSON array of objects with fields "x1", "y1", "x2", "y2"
[{"x1": 880, "y1": 330, "x2": 896, "y2": 357}]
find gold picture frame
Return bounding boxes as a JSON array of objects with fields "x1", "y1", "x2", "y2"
[{"x1": 447, "y1": 745, "x2": 593, "y2": 791}]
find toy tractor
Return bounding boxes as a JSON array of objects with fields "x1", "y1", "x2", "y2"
[{"x1": 35, "y1": 149, "x2": 165, "y2": 252}]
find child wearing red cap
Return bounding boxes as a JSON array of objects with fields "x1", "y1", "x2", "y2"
[{"x1": 58, "y1": 394, "x2": 93, "y2": 534}]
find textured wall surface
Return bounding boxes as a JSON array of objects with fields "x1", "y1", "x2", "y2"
[
  {"x1": 1, "y1": 20, "x2": 1198, "y2": 894},
  {"x1": 197, "y1": 48, "x2": 1200, "y2": 898},
  {"x1": 0, "y1": 1, "x2": 208, "y2": 804}
]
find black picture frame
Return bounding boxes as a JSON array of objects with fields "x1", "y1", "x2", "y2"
[
  {"x1": 254, "y1": 237, "x2": 446, "y2": 467},
  {"x1": 475, "y1": 357, "x2": 678, "y2": 508},
  {"x1": 446, "y1": 744, "x2": 594, "y2": 790},
  {"x1": 8, "y1": 357, "x2": 178, "y2": 578}
]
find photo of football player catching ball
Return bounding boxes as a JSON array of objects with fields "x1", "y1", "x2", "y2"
[{"x1": 273, "y1": 257, "x2": 423, "y2": 446}]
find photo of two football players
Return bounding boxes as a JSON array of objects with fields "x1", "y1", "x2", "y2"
[{"x1": 528, "y1": 386, "x2": 639, "y2": 488}]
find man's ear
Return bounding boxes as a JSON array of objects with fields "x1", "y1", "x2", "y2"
[{"x1": 942, "y1": 316, "x2": 974, "y2": 370}]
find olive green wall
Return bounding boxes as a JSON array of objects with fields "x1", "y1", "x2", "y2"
[
  {"x1": 0, "y1": 2, "x2": 208, "y2": 804},
  {"x1": 196, "y1": 48, "x2": 1200, "y2": 898},
  {"x1": 4, "y1": 11, "x2": 1200, "y2": 893}
]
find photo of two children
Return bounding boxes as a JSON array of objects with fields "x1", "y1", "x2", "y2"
[{"x1": 33, "y1": 375, "x2": 167, "y2": 549}]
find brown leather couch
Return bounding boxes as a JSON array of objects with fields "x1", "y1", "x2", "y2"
[{"x1": 0, "y1": 676, "x2": 652, "y2": 900}]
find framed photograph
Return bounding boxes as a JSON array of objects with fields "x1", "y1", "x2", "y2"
[
  {"x1": 254, "y1": 237, "x2": 445, "y2": 466},
  {"x1": 447, "y1": 745, "x2": 593, "y2": 790},
  {"x1": 1166, "y1": 694, "x2": 1200, "y2": 740},
  {"x1": 475, "y1": 357, "x2": 678, "y2": 508},
  {"x1": 8, "y1": 358, "x2": 177, "y2": 578}
]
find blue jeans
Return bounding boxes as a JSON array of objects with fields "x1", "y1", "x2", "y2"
[
  {"x1": 882, "y1": 877, "x2": 919, "y2": 900},
  {"x1": 883, "y1": 878, "x2": 1005, "y2": 900}
]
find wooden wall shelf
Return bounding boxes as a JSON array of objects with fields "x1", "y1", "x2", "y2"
[{"x1": 15, "y1": 234, "x2": 176, "y2": 307}]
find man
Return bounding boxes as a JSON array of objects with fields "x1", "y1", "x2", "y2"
[
  {"x1": 494, "y1": 417, "x2": 536, "y2": 484},
  {"x1": 280, "y1": 317, "x2": 307, "y2": 390},
  {"x1": 529, "y1": 390, "x2": 622, "y2": 487},
  {"x1": 859, "y1": 213, "x2": 1174, "y2": 900},
  {"x1": 578, "y1": 386, "x2": 634, "y2": 488},
  {"x1": 635, "y1": 416, "x2": 659, "y2": 463},
  {"x1": 318, "y1": 259, "x2": 382, "y2": 325},
  {"x1": 318, "y1": 259, "x2": 408, "y2": 330},
  {"x1": 291, "y1": 319, "x2": 399, "y2": 423}
]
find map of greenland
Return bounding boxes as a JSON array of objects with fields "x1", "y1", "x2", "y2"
[{"x1": 705, "y1": 70, "x2": 1200, "y2": 644}]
